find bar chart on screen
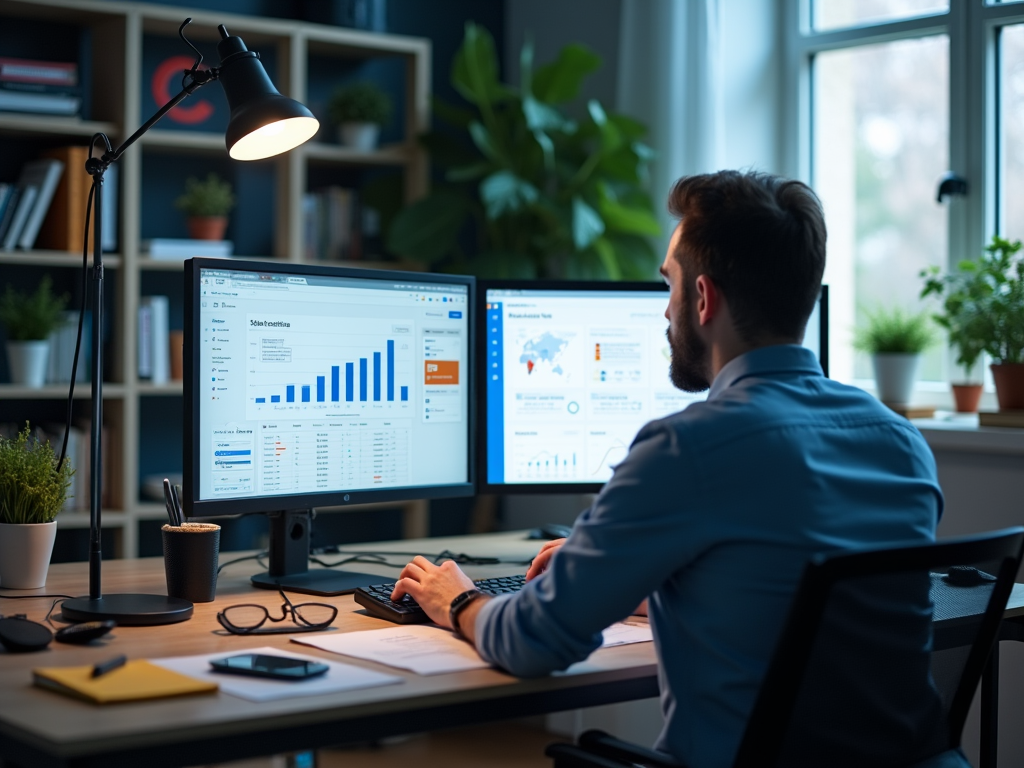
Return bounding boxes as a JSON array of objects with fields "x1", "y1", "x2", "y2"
[{"x1": 245, "y1": 315, "x2": 413, "y2": 419}]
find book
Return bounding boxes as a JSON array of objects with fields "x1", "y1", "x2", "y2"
[
  {"x1": 0, "y1": 57, "x2": 77, "y2": 86},
  {"x1": 0, "y1": 81, "x2": 81, "y2": 96},
  {"x1": 15, "y1": 158, "x2": 64, "y2": 250},
  {"x1": 0, "y1": 184, "x2": 12, "y2": 227},
  {"x1": 1, "y1": 185, "x2": 37, "y2": 250},
  {"x1": 139, "y1": 295, "x2": 170, "y2": 383},
  {"x1": 38, "y1": 146, "x2": 91, "y2": 253},
  {"x1": 978, "y1": 410, "x2": 1024, "y2": 428},
  {"x1": 887, "y1": 404, "x2": 936, "y2": 420},
  {"x1": 140, "y1": 238, "x2": 233, "y2": 259},
  {"x1": 33, "y1": 660, "x2": 217, "y2": 704},
  {"x1": 0, "y1": 89, "x2": 80, "y2": 115},
  {"x1": 46, "y1": 310, "x2": 90, "y2": 385},
  {"x1": 0, "y1": 186, "x2": 20, "y2": 244}
]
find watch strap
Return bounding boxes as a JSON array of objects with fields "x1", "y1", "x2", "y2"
[{"x1": 449, "y1": 588, "x2": 485, "y2": 638}]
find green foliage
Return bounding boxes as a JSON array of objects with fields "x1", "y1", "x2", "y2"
[
  {"x1": 921, "y1": 235, "x2": 1024, "y2": 366},
  {"x1": 328, "y1": 82, "x2": 393, "y2": 126},
  {"x1": 174, "y1": 173, "x2": 235, "y2": 218},
  {"x1": 0, "y1": 424, "x2": 73, "y2": 524},
  {"x1": 853, "y1": 306, "x2": 936, "y2": 355},
  {"x1": 387, "y1": 23, "x2": 660, "y2": 279},
  {"x1": 0, "y1": 275, "x2": 68, "y2": 341}
]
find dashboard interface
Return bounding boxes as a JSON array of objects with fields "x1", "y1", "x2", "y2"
[{"x1": 196, "y1": 267, "x2": 470, "y2": 502}]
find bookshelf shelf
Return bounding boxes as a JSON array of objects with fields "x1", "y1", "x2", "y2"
[{"x1": 0, "y1": 0, "x2": 430, "y2": 558}]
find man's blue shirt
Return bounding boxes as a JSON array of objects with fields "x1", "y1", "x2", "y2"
[{"x1": 475, "y1": 344, "x2": 960, "y2": 768}]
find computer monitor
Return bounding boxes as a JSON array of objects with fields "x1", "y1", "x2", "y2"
[
  {"x1": 479, "y1": 280, "x2": 828, "y2": 494},
  {"x1": 184, "y1": 258, "x2": 475, "y2": 594}
]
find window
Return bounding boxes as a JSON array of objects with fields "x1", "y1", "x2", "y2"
[{"x1": 786, "y1": 0, "x2": 1024, "y2": 402}]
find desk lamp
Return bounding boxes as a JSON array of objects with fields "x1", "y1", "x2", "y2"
[{"x1": 61, "y1": 19, "x2": 319, "y2": 626}]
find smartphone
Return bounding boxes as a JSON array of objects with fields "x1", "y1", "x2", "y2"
[{"x1": 209, "y1": 654, "x2": 329, "y2": 680}]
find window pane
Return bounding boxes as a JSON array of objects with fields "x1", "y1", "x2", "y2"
[
  {"x1": 1001, "y1": 24, "x2": 1024, "y2": 243},
  {"x1": 813, "y1": 36, "x2": 949, "y2": 385},
  {"x1": 813, "y1": 0, "x2": 947, "y2": 32}
]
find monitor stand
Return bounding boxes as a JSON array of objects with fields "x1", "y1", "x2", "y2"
[{"x1": 250, "y1": 509, "x2": 382, "y2": 597}]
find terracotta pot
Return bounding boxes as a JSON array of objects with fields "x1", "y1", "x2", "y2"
[
  {"x1": 990, "y1": 363, "x2": 1024, "y2": 410},
  {"x1": 187, "y1": 216, "x2": 227, "y2": 241},
  {"x1": 951, "y1": 383, "x2": 983, "y2": 413}
]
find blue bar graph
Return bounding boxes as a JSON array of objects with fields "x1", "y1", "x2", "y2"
[
  {"x1": 331, "y1": 366, "x2": 339, "y2": 402},
  {"x1": 255, "y1": 397, "x2": 265, "y2": 403},
  {"x1": 387, "y1": 340, "x2": 394, "y2": 401},
  {"x1": 271, "y1": 395, "x2": 280, "y2": 403},
  {"x1": 346, "y1": 363, "x2": 354, "y2": 402},
  {"x1": 359, "y1": 358, "x2": 367, "y2": 401},
  {"x1": 286, "y1": 385, "x2": 295, "y2": 403},
  {"x1": 373, "y1": 352, "x2": 381, "y2": 401},
  {"x1": 401, "y1": 386, "x2": 408, "y2": 401},
  {"x1": 301, "y1": 385, "x2": 310, "y2": 403},
  {"x1": 316, "y1": 375, "x2": 325, "y2": 402}
]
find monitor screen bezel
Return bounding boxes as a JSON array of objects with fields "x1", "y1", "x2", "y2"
[
  {"x1": 477, "y1": 280, "x2": 829, "y2": 496},
  {"x1": 184, "y1": 257, "x2": 476, "y2": 518}
]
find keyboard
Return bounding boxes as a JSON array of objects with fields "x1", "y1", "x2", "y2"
[{"x1": 354, "y1": 574, "x2": 527, "y2": 624}]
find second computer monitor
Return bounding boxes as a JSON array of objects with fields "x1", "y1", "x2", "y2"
[{"x1": 480, "y1": 281, "x2": 828, "y2": 494}]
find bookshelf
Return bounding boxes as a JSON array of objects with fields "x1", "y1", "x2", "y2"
[{"x1": 0, "y1": 0, "x2": 431, "y2": 557}]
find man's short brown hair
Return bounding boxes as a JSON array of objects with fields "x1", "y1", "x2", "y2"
[{"x1": 668, "y1": 171, "x2": 826, "y2": 343}]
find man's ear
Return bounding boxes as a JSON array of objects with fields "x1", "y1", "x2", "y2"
[{"x1": 694, "y1": 275, "x2": 720, "y2": 327}]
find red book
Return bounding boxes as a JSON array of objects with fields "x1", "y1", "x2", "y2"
[{"x1": 0, "y1": 57, "x2": 77, "y2": 86}]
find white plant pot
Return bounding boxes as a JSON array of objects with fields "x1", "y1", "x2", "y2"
[
  {"x1": 872, "y1": 353, "x2": 920, "y2": 405},
  {"x1": 338, "y1": 122, "x2": 380, "y2": 151},
  {"x1": 6, "y1": 340, "x2": 49, "y2": 388},
  {"x1": 0, "y1": 521, "x2": 57, "y2": 589}
]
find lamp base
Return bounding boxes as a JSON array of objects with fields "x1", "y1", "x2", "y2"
[{"x1": 61, "y1": 593, "x2": 194, "y2": 626}]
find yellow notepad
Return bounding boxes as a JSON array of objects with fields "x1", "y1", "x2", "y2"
[{"x1": 33, "y1": 659, "x2": 218, "y2": 704}]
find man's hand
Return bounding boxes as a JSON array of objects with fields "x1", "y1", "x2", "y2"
[
  {"x1": 391, "y1": 556, "x2": 477, "y2": 629},
  {"x1": 526, "y1": 538, "x2": 566, "y2": 581}
]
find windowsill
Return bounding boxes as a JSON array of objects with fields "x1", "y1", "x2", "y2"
[{"x1": 910, "y1": 412, "x2": 1024, "y2": 455}]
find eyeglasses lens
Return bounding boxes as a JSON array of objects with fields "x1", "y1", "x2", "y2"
[
  {"x1": 220, "y1": 605, "x2": 267, "y2": 629},
  {"x1": 293, "y1": 603, "x2": 336, "y2": 626}
]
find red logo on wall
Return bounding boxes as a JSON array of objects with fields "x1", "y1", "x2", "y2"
[{"x1": 152, "y1": 55, "x2": 214, "y2": 125}]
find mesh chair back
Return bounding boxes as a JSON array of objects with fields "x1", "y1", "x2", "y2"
[{"x1": 732, "y1": 527, "x2": 1024, "y2": 768}]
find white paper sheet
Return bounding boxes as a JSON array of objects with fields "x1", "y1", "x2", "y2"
[
  {"x1": 292, "y1": 626, "x2": 489, "y2": 675},
  {"x1": 292, "y1": 620, "x2": 654, "y2": 676},
  {"x1": 150, "y1": 645, "x2": 402, "y2": 701},
  {"x1": 600, "y1": 620, "x2": 654, "y2": 647}
]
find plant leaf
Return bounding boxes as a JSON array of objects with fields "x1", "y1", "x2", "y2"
[
  {"x1": 480, "y1": 171, "x2": 540, "y2": 220},
  {"x1": 598, "y1": 194, "x2": 661, "y2": 236},
  {"x1": 468, "y1": 121, "x2": 507, "y2": 165},
  {"x1": 593, "y1": 236, "x2": 622, "y2": 280},
  {"x1": 572, "y1": 196, "x2": 604, "y2": 250},
  {"x1": 386, "y1": 190, "x2": 469, "y2": 262},
  {"x1": 452, "y1": 22, "x2": 512, "y2": 106},
  {"x1": 533, "y1": 43, "x2": 601, "y2": 104},
  {"x1": 587, "y1": 100, "x2": 623, "y2": 152}
]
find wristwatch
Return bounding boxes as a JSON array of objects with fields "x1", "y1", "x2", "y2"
[{"x1": 449, "y1": 588, "x2": 485, "y2": 638}]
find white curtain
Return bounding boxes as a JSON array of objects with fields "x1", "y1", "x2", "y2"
[{"x1": 617, "y1": 0, "x2": 724, "y2": 254}]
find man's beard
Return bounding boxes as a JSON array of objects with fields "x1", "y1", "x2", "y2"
[{"x1": 668, "y1": 288, "x2": 710, "y2": 392}]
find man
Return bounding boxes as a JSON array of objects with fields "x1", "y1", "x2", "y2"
[{"x1": 392, "y1": 171, "x2": 964, "y2": 768}]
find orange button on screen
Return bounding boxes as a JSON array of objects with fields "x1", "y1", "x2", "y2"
[{"x1": 424, "y1": 360, "x2": 460, "y2": 384}]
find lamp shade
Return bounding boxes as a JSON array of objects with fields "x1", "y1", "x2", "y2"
[{"x1": 217, "y1": 28, "x2": 319, "y2": 160}]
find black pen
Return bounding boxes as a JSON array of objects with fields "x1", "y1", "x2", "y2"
[
  {"x1": 170, "y1": 482, "x2": 184, "y2": 526},
  {"x1": 162, "y1": 478, "x2": 177, "y2": 527},
  {"x1": 92, "y1": 654, "x2": 127, "y2": 678}
]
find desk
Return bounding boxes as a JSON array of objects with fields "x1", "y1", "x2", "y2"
[{"x1": 0, "y1": 532, "x2": 658, "y2": 768}]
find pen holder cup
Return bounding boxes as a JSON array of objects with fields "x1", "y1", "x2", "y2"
[{"x1": 161, "y1": 523, "x2": 221, "y2": 603}]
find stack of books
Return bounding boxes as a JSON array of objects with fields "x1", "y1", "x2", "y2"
[
  {"x1": 138, "y1": 296, "x2": 170, "y2": 384},
  {"x1": 0, "y1": 56, "x2": 81, "y2": 116},
  {"x1": 302, "y1": 186, "x2": 368, "y2": 261}
]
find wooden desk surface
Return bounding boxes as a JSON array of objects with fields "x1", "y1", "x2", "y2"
[{"x1": 0, "y1": 531, "x2": 659, "y2": 768}]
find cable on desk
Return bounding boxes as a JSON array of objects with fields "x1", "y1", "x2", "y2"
[{"x1": 217, "y1": 551, "x2": 269, "y2": 574}]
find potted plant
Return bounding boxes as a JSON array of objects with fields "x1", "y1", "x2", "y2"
[
  {"x1": 0, "y1": 276, "x2": 68, "y2": 388},
  {"x1": 386, "y1": 24, "x2": 660, "y2": 279},
  {"x1": 0, "y1": 424, "x2": 73, "y2": 588},
  {"x1": 853, "y1": 306, "x2": 935, "y2": 406},
  {"x1": 921, "y1": 235, "x2": 1024, "y2": 411},
  {"x1": 328, "y1": 82, "x2": 393, "y2": 150},
  {"x1": 174, "y1": 173, "x2": 235, "y2": 241}
]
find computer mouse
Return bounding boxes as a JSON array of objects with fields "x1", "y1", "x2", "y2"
[
  {"x1": 527, "y1": 524, "x2": 573, "y2": 540},
  {"x1": 943, "y1": 565, "x2": 997, "y2": 587},
  {"x1": 0, "y1": 616, "x2": 53, "y2": 653},
  {"x1": 55, "y1": 620, "x2": 116, "y2": 645}
]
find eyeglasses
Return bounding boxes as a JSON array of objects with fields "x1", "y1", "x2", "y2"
[{"x1": 217, "y1": 588, "x2": 337, "y2": 635}]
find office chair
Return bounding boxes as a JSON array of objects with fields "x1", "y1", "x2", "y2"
[{"x1": 546, "y1": 527, "x2": 1024, "y2": 768}]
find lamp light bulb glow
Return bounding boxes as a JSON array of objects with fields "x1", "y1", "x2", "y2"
[{"x1": 229, "y1": 116, "x2": 319, "y2": 161}]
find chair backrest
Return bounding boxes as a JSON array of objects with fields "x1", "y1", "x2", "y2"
[{"x1": 732, "y1": 527, "x2": 1024, "y2": 768}]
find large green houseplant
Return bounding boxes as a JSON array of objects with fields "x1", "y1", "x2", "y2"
[
  {"x1": 387, "y1": 23, "x2": 660, "y2": 279},
  {"x1": 921, "y1": 235, "x2": 1024, "y2": 410},
  {"x1": 0, "y1": 424, "x2": 73, "y2": 588}
]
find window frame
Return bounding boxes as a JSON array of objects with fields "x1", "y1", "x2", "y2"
[{"x1": 782, "y1": 0, "x2": 1024, "y2": 402}]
